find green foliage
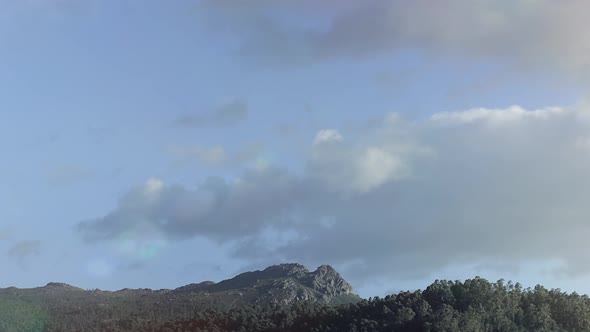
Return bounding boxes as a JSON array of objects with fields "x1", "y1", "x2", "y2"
[
  {"x1": 0, "y1": 297, "x2": 49, "y2": 332},
  {"x1": 3, "y1": 277, "x2": 590, "y2": 331},
  {"x1": 145, "y1": 277, "x2": 590, "y2": 332}
]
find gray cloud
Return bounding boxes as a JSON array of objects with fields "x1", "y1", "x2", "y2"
[
  {"x1": 170, "y1": 143, "x2": 262, "y2": 168},
  {"x1": 78, "y1": 105, "x2": 590, "y2": 284},
  {"x1": 7, "y1": 240, "x2": 41, "y2": 261},
  {"x1": 77, "y1": 169, "x2": 300, "y2": 242},
  {"x1": 175, "y1": 98, "x2": 248, "y2": 128},
  {"x1": 200, "y1": 0, "x2": 590, "y2": 77}
]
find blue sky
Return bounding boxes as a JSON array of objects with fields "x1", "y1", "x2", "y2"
[{"x1": 1, "y1": 0, "x2": 590, "y2": 298}]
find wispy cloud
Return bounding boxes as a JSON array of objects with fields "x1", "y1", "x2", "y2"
[
  {"x1": 170, "y1": 143, "x2": 262, "y2": 168},
  {"x1": 7, "y1": 240, "x2": 41, "y2": 262},
  {"x1": 174, "y1": 98, "x2": 248, "y2": 128}
]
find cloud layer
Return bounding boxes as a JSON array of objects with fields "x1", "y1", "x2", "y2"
[
  {"x1": 200, "y1": 0, "x2": 590, "y2": 78},
  {"x1": 78, "y1": 104, "x2": 590, "y2": 283}
]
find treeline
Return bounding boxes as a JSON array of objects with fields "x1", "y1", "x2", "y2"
[
  {"x1": 4, "y1": 277, "x2": 590, "y2": 331},
  {"x1": 153, "y1": 277, "x2": 590, "y2": 332}
]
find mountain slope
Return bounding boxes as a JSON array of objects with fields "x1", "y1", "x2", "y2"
[
  {"x1": 174, "y1": 263, "x2": 360, "y2": 305},
  {"x1": 0, "y1": 263, "x2": 360, "y2": 331}
]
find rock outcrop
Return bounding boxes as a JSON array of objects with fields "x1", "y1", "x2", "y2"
[{"x1": 172, "y1": 263, "x2": 360, "y2": 305}]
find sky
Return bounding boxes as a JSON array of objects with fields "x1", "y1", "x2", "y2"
[{"x1": 1, "y1": 0, "x2": 590, "y2": 298}]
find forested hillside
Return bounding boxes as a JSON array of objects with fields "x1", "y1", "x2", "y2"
[
  {"x1": 0, "y1": 264, "x2": 359, "y2": 331},
  {"x1": 2, "y1": 268, "x2": 590, "y2": 331},
  {"x1": 152, "y1": 278, "x2": 590, "y2": 332}
]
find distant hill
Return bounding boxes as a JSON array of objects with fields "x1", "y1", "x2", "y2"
[{"x1": 0, "y1": 263, "x2": 361, "y2": 331}]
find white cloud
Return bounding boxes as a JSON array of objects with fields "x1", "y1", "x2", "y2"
[
  {"x1": 309, "y1": 133, "x2": 411, "y2": 194},
  {"x1": 431, "y1": 105, "x2": 566, "y2": 125},
  {"x1": 144, "y1": 178, "x2": 164, "y2": 196},
  {"x1": 79, "y1": 105, "x2": 590, "y2": 285},
  {"x1": 313, "y1": 129, "x2": 343, "y2": 146},
  {"x1": 354, "y1": 147, "x2": 405, "y2": 193}
]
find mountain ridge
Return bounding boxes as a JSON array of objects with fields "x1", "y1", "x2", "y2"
[
  {"x1": 11, "y1": 263, "x2": 355, "y2": 302},
  {"x1": 0, "y1": 263, "x2": 361, "y2": 331},
  {"x1": 0, "y1": 262, "x2": 360, "y2": 311}
]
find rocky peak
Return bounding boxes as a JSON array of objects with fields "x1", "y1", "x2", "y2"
[
  {"x1": 304, "y1": 265, "x2": 353, "y2": 296},
  {"x1": 43, "y1": 282, "x2": 82, "y2": 291},
  {"x1": 261, "y1": 263, "x2": 310, "y2": 278},
  {"x1": 172, "y1": 263, "x2": 360, "y2": 305},
  {"x1": 313, "y1": 265, "x2": 339, "y2": 277},
  {"x1": 251, "y1": 263, "x2": 353, "y2": 297}
]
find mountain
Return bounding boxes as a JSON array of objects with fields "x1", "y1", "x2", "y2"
[
  {"x1": 157, "y1": 277, "x2": 590, "y2": 332},
  {"x1": 4, "y1": 271, "x2": 589, "y2": 332},
  {"x1": 174, "y1": 263, "x2": 360, "y2": 305},
  {"x1": 0, "y1": 263, "x2": 360, "y2": 332}
]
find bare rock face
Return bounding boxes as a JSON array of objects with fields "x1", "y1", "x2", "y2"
[
  {"x1": 304, "y1": 265, "x2": 354, "y2": 297},
  {"x1": 181, "y1": 263, "x2": 360, "y2": 306}
]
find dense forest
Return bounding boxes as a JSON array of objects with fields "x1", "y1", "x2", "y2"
[
  {"x1": 150, "y1": 277, "x2": 590, "y2": 332},
  {"x1": 3, "y1": 277, "x2": 590, "y2": 331}
]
